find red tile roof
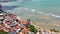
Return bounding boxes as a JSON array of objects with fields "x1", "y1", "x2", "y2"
[
  {"x1": 8, "y1": 14, "x2": 14, "y2": 18},
  {"x1": 16, "y1": 26, "x2": 23, "y2": 29},
  {"x1": 5, "y1": 21, "x2": 11, "y2": 25},
  {"x1": 22, "y1": 21, "x2": 28, "y2": 25},
  {"x1": 10, "y1": 27, "x2": 16, "y2": 32},
  {"x1": 22, "y1": 28, "x2": 29, "y2": 33},
  {"x1": 2, "y1": 27, "x2": 9, "y2": 32},
  {"x1": 18, "y1": 32, "x2": 24, "y2": 34}
]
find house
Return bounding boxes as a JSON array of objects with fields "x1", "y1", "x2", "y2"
[
  {"x1": 0, "y1": 4, "x2": 32, "y2": 34},
  {"x1": 0, "y1": 4, "x2": 7, "y2": 22}
]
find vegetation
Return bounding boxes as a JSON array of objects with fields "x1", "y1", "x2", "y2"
[
  {"x1": 27, "y1": 19, "x2": 31, "y2": 22},
  {"x1": 29, "y1": 25, "x2": 37, "y2": 34},
  {"x1": 0, "y1": 30, "x2": 8, "y2": 34},
  {"x1": 50, "y1": 29, "x2": 59, "y2": 32}
]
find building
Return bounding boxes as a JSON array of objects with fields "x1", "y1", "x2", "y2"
[{"x1": 0, "y1": 4, "x2": 7, "y2": 23}]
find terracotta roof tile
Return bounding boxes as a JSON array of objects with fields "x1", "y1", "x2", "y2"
[
  {"x1": 22, "y1": 28, "x2": 29, "y2": 33},
  {"x1": 10, "y1": 27, "x2": 16, "y2": 31},
  {"x1": 22, "y1": 21, "x2": 28, "y2": 24},
  {"x1": 5, "y1": 21, "x2": 11, "y2": 25},
  {"x1": 16, "y1": 26, "x2": 23, "y2": 29}
]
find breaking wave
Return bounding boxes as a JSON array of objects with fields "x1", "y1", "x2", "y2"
[
  {"x1": 24, "y1": 8, "x2": 60, "y2": 18},
  {"x1": 1, "y1": 2, "x2": 60, "y2": 19},
  {"x1": 16, "y1": 7, "x2": 60, "y2": 18}
]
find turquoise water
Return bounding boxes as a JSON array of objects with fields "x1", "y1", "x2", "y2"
[
  {"x1": 2, "y1": 0, "x2": 60, "y2": 9},
  {"x1": 20, "y1": 0, "x2": 60, "y2": 16},
  {"x1": 1, "y1": 0, "x2": 60, "y2": 18},
  {"x1": 22, "y1": 0, "x2": 60, "y2": 8},
  {"x1": 20, "y1": 0, "x2": 60, "y2": 15}
]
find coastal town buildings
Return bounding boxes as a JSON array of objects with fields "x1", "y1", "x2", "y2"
[{"x1": 0, "y1": 4, "x2": 33, "y2": 34}]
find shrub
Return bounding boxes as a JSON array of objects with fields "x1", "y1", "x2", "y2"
[
  {"x1": 0, "y1": 30, "x2": 8, "y2": 34},
  {"x1": 29, "y1": 25, "x2": 37, "y2": 34}
]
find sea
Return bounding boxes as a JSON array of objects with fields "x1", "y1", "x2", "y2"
[{"x1": 0, "y1": 0, "x2": 60, "y2": 19}]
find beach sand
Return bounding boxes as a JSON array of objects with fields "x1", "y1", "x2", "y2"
[{"x1": 26, "y1": 14, "x2": 60, "y2": 31}]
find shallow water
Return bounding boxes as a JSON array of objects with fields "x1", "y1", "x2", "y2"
[{"x1": 1, "y1": 0, "x2": 60, "y2": 18}]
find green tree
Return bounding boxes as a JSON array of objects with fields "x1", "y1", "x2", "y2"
[
  {"x1": 27, "y1": 19, "x2": 31, "y2": 22},
  {"x1": 29, "y1": 25, "x2": 37, "y2": 34},
  {"x1": 0, "y1": 30, "x2": 8, "y2": 34},
  {"x1": 51, "y1": 29, "x2": 59, "y2": 32}
]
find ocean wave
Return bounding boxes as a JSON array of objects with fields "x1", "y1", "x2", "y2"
[
  {"x1": 30, "y1": 9, "x2": 36, "y2": 12},
  {"x1": 24, "y1": 8, "x2": 29, "y2": 10},
  {"x1": 2, "y1": 5, "x2": 60, "y2": 19},
  {"x1": 37, "y1": 11, "x2": 60, "y2": 18},
  {"x1": 15, "y1": 7, "x2": 60, "y2": 18},
  {"x1": 48, "y1": 13, "x2": 60, "y2": 18},
  {"x1": 54, "y1": 15, "x2": 60, "y2": 18},
  {"x1": 23, "y1": 8, "x2": 36, "y2": 13},
  {"x1": 45, "y1": 13, "x2": 60, "y2": 18},
  {"x1": 37, "y1": 11, "x2": 44, "y2": 14}
]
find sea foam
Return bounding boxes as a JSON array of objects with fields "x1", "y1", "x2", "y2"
[{"x1": 30, "y1": 9, "x2": 36, "y2": 12}]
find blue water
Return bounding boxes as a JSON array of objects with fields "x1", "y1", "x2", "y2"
[
  {"x1": 2, "y1": 0, "x2": 60, "y2": 8},
  {"x1": 1, "y1": 0, "x2": 60, "y2": 18},
  {"x1": 21, "y1": 0, "x2": 60, "y2": 7},
  {"x1": 20, "y1": 0, "x2": 60, "y2": 16}
]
